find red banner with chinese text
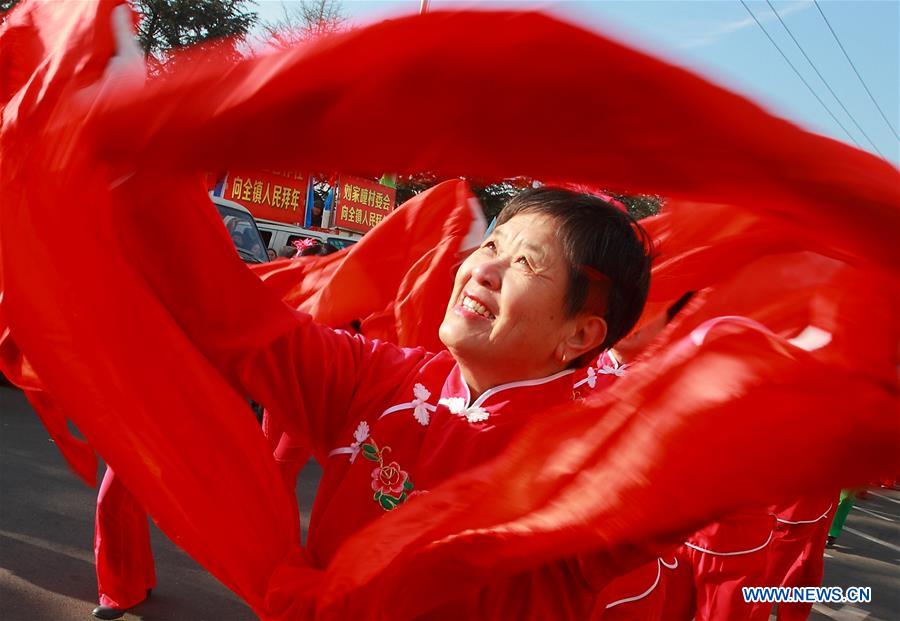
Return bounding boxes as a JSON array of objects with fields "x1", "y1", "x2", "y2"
[
  {"x1": 334, "y1": 175, "x2": 396, "y2": 233},
  {"x1": 225, "y1": 169, "x2": 309, "y2": 224}
]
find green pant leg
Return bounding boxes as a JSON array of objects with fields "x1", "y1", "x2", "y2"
[{"x1": 828, "y1": 489, "x2": 856, "y2": 538}]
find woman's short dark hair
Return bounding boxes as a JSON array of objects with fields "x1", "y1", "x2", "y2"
[{"x1": 497, "y1": 187, "x2": 653, "y2": 353}]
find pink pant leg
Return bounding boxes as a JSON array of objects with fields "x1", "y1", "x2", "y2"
[{"x1": 94, "y1": 466, "x2": 156, "y2": 609}]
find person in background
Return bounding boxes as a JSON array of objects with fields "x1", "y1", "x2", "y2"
[
  {"x1": 277, "y1": 245, "x2": 298, "y2": 259},
  {"x1": 267, "y1": 248, "x2": 277, "y2": 261},
  {"x1": 764, "y1": 496, "x2": 837, "y2": 621},
  {"x1": 240, "y1": 230, "x2": 263, "y2": 259},
  {"x1": 310, "y1": 196, "x2": 324, "y2": 228},
  {"x1": 297, "y1": 240, "x2": 339, "y2": 257},
  {"x1": 589, "y1": 290, "x2": 775, "y2": 621},
  {"x1": 92, "y1": 468, "x2": 155, "y2": 620},
  {"x1": 827, "y1": 489, "x2": 860, "y2": 547}
]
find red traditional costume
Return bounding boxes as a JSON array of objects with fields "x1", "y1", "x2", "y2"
[
  {"x1": 663, "y1": 511, "x2": 777, "y2": 621},
  {"x1": 240, "y1": 317, "x2": 634, "y2": 619},
  {"x1": 591, "y1": 555, "x2": 679, "y2": 621},
  {"x1": 2, "y1": 2, "x2": 899, "y2": 620},
  {"x1": 764, "y1": 496, "x2": 837, "y2": 621}
]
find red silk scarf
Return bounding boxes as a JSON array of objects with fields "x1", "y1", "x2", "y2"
[{"x1": 1, "y1": 2, "x2": 897, "y2": 618}]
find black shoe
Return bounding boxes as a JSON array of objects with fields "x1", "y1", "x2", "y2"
[
  {"x1": 91, "y1": 606, "x2": 126, "y2": 620},
  {"x1": 825, "y1": 535, "x2": 836, "y2": 548}
]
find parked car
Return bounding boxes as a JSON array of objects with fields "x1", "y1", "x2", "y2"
[
  {"x1": 212, "y1": 197, "x2": 270, "y2": 263},
  {"x1": 254, "y1": 218, "x2": 359, "y2": 254}
]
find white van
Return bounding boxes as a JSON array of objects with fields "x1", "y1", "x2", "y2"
[{"x1": 255, "y1": 218, "x2": 360, "y2": 253}]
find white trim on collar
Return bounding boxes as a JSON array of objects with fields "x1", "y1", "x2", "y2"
[
  {"x1": 470, "y1": 368, "x2": 575, "y2": 410},
  {"x1": 442, "y1": 368, "x2": 575, "y2": 423}
]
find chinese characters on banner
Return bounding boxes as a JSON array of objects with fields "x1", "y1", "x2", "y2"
[
  {"x1": 334, "y1": 175, "x2": 396, "y2": 233},
  {"x1": 225, "y1": 169, "x2": 309, "y2": 224}
]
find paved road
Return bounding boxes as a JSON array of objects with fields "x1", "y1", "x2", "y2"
[
  {"x1": 808, "y1": 490, "x2": 900, "y2": 621},
  {"x1": 1, "y1": 386, "x2": 897, "y2": 620},
  {"x1": 0, "y1": 387, "x2": 316, "y2": 620}
]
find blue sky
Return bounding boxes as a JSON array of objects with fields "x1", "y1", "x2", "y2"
[{"x1": 255, "y1": 1, "x2": 900, "y2": 166}]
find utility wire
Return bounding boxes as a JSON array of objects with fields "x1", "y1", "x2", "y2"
[
  {"x1": 765, "y1": 0, "x2": 884, "y2": 157},
  {"x1": 813, "y1": 0, "x2": 899, "y2": 141},
  {"x1": 738, "y1": 0, "x2": 861, "y2": 148}
]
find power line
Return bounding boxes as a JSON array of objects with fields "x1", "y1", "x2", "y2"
[
  {"x1": 765, "y1": 0, "x2": 884, "y2": 157},
  {"x1": 738, "y1": 0, "x2": 861, "y2": 148},
  {"x1": 813, "y1": 0, "x2": 899, "y2": 142}
]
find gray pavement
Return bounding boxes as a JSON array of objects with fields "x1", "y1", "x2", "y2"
[
  {"x1": 1, "y1": 386, "x2": 897, "y2": 620},
  {"x1": 808, "y1": 490, "x2": 900, "y2": 621},
  {"x1": 0, "y1": 386, "x2": 318, "y2": 621}
]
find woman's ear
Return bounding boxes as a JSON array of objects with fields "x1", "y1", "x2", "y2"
[{"x1": 561, "y1": 314, "x2": 607, "y2": 363}]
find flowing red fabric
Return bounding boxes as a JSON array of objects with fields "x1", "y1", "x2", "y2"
[
  {"x1": 1, "y1": 4, "x2": 300, "y2": 614},
  {"x1": 85, "y1": 13, "x2": 899, "y2": 268},
  {"x1": 0, "y1": 300, "x2": 98, "y2": 485},
  {"x1": 251, "y1": 179, "x2": 479, "y2": 351},
  {"x1": 636, "y1": 201, "x2": 898, "y2": 381},
  {"x1": 1, "y1": 2, "x2": 898, "y2": 620}
]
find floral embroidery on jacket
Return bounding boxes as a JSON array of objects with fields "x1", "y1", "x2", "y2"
[
  {"x1": 412, "y1": 383, "x2": 432, "y2": 426},
  {"x1": 360, "y1": 437, "x2": 414, "y2": 511},
  {"x1": 348, "y1": 421, "x2": 370, "y2": 463},
  {"x1": 599, "y1": 362, "x2": 626, "y2": 376}
]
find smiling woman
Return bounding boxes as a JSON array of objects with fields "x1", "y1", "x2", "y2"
[
  {"x1": 440, "y1": 188, "x2": 653, "y2": 397},
  {"x1": 226, "y1": 186, "x2": 656, "y2": 619},
  {"x1": 195, "y1": 187, "x2": 656, "y2": 618}
]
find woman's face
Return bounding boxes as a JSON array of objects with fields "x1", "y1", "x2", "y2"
[{"x1": 440, "y1": 212, "x2": 589, "y2": 390}]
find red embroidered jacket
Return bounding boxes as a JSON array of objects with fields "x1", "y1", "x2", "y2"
[{"x1": 236, "y1": 312, "x2": 621, "y2": 619}]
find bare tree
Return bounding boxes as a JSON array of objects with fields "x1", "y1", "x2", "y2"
[{"x1": 261, "y1": 0, "x2": 347, "y2": 50}]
